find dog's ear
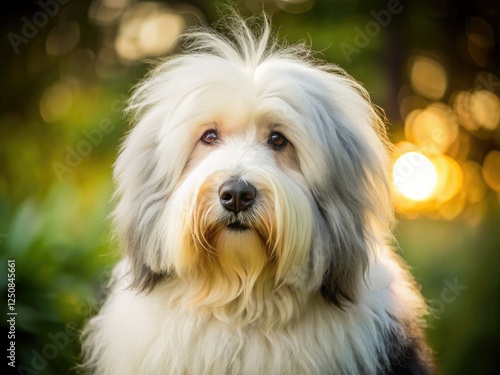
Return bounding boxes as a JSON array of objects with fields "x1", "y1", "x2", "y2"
[
  {"x1": 112, "y1": 122, "x2": 175, "y2": 291},
  {"x1": 112, "y1": 84, "x2": 201, "y2": 290},
  {"x1": 303, "y1": 73, "x2": 394, "y2": 307},
  {"x1": 313, "y1": 130, "x2": 374, "y2": 306}
]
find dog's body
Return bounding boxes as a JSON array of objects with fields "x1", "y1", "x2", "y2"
[{"x1": 82, "y1": 16, "x2": 436, "y2": 375}]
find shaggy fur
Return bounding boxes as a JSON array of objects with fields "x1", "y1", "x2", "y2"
[{"x1": 82, "y1": 15, "x2": 436, "y2": 375}]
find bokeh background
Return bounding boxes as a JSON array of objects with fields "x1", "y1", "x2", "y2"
[{"x1": 1, "y1": 0, "x2": 499, "y2": 374}]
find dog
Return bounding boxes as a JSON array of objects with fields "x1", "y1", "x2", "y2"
[{"x1": 81, "y1": 15, "x2": 436, "y2": 375}]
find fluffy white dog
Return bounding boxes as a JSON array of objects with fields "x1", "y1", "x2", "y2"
[{"x1": 82, "y1": 15, "x2": 436, "y2": 375}]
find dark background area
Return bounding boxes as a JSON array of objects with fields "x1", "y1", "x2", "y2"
[{"x1": 1, "y1": 0, "x2": 499, "y2": 374}]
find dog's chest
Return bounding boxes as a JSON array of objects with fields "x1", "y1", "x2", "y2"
[
  {"x1": 142, "y1": 312, "x2": 331, "y2": 374},
  {"x1": 126, "y1": 293, "x2": 382, "y2": 375}
]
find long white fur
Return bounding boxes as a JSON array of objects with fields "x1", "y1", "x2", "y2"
[{"x1": 82, "y1": 15, "x2": 429, "y2": 375}]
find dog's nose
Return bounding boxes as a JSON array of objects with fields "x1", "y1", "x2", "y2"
[{"x1": 219, "y1": 180, "x2": 257, "y2": 213}]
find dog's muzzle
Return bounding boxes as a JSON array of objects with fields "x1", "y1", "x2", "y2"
[{"x1": 219, "y1": 179, "x2": 256, "y2": 214}]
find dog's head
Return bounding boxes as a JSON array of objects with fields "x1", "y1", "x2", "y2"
[{"x1": 113, "y1": 17, "x2": 393, "y2": 309}]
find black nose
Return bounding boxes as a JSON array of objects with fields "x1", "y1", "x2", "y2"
[{"x1": 219, "y1": 179, "x2": 257, "y2": 213}]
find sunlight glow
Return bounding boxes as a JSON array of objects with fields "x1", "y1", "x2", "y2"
[{"x1": 393, "y1": 152, "x2": 438, "y2": 201}]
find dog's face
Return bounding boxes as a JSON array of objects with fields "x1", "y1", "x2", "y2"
[{"x1": 113, "y1": 24, "x2": 393, "y2": 309}]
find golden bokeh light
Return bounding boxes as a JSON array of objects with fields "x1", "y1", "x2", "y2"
[
  {"x1": 431, "y1": 155, "x2": 463, "y2": 202},
  {"x1": 138, "y1": 12, "x2": 185, "y2": 57},
  {"x1": 393, "y1": 152, "x2": 438, "y2": 201},
  {"x1": 452, "y1": 91, "x2": 479, "y2": 132},
  {"x1": 453, "y1": 89, "x2": 500, "y2": 133},
  {"x1": 482, "y1": 150, "x2": 500, "y2": 191},
  {"x1": 410, "y1": 55, "x2": 448, "y2": 100},
  {"x1": 115, "y1": 3, "x2": 185, "y2": 62},
  {"x1": 404, "y1": 103, "x2": 458, "y2": 154},
  {"x1": 469, "y1": 90, "x2": 500, "y2": 131}
]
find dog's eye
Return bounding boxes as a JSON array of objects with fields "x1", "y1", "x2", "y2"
[
  {"x1": 201, "y1": 129, "x2": 218, "y2": 144},
  {"x1": 268, "y1": 132, "x2": 288, "y2": 149}
]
